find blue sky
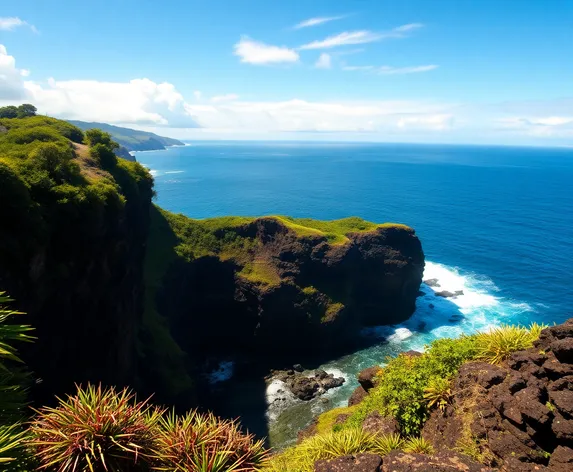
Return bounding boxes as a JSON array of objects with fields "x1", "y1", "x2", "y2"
[{"x1": 1, "y1": 0, "x2": 572, "y2": 145}]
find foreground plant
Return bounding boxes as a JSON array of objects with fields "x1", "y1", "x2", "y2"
[
  {"x1": 154, "y1": 410, "x2": 268, "y2": 472},
  {"x1": 475, "y1": 323, "x2": 546, "y2": 365},
  {"x1": 403, "y1": 436, "x2": 434, "y2": 455},
  {"x1": 29, "y1": 384, "x2": 163, "y2": 472},
  {"x1": 423, "y1": 378, "x2": 452, "y2": 412}
]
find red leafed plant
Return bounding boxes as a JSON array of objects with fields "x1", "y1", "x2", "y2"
[
  {"x1": 28, "y1": 383, "x2": 163, "y2": 472},
  {"x1": 154, "y1": 409, "x2": 269, "y2": 472}
]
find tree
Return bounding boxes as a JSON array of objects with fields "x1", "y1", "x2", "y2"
[
  {"x1": 84, "y1": 129, "x2": 118, "y2": 150},
  {"x1": 0, "y1": 106, "x2": 19, "y2": 119},
  {"x1": 16, "y1": 104, "x2": 37, "y2": 118}
]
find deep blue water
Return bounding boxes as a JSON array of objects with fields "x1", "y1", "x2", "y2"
[{"x1": 138, "y1": 141, "x2": 573, "y2": 446}]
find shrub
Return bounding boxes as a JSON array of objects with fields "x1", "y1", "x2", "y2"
[
  {"x1": 346, "y1": 336, "x2": 477, "y2": 435},
  {"x1": 371, "y1": 433, "x2": 405, "y2": 456},
  {"x1": 403, "y1": 436, "x2": 434, "y2": 454},
  {"x1": 29, "y1": 384, "x2": 163, "y2": 472},
  {"x1": 90, "y1": 143, "x2": 118, "y2": 170},
  {"x1": 264, "y1": 428, "x2": 375, "y2": 472},
  {"x1": 423, "y1": 378, "x2": 452, "y2": 412},
  {"x1": 154, "y1": 410, "x2": 268, "y2": 472},
  {"x1": 475, "y1": 324, "x2": 546, "y2": 365}
]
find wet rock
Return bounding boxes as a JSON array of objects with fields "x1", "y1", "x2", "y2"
[
  {"x1": 314, "y1": 453, "x2": 382, "y2": 472},
  {"x1": 424, "y1": 278, "x2": 440, "y2": 287},
  {"x1": 315, "y1": 369, "x2": 329, "y2": 380},
  {"x1": 290, "y1": 377, "x2": 321, "y2": 401},
  {"x1": 293, "y1": 364, "x2": 304, "y2": 372},
  {"x1": 322, "y1": 376, "x2": 345, "y2": 389},
  {"x1": 403, "y1": 350, "x2": 423, "y2": 358},
  {"x1": 381, "y1": 450, "x2": 494, "y2": 472},
  {"x1": 362, "y1": 411, "x2": 399, "y2": 436},
  {"x1": 272, "y1": 368, "x2": 346, "y2": 401},
  {"x1": 358, "y1": 366, "x2": 383, "y2": 391},
  {"x1": 435, "y1": 290, "x2": 464, "y2": 298}
]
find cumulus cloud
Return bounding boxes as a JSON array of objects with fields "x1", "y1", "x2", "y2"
[
  {"x1": 0, "y1": 44, "x2": 27, "y2": 100},
  {"x1": 315, "y1": 53, "x2": 332, "y2": 69},
  {"x1": 211, "y1": 94, "x2": 239, "y2": 102},
  {"x1": 299, "y1": 24, "x2": 424, "y2": 50},
  {"x1": 293, "y1": 15, "x2": 346, "y2": 29},
  {"x1": 397, "y1": 114, "x2": 453, "y2": 130},
  {"x1": 234, "y1": 37, "x2": 299, "y2": 65}
]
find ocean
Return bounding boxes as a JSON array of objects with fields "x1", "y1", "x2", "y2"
[{"x1": 138, "y1": 141, "x2": 573, "y2": 447}]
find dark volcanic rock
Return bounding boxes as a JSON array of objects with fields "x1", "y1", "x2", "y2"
[
  {"x1": 381, "y1": 450, "x2": 494, "y2": 472},
  {"x1": 435, "y1": 290, "x2": 464, "y2": 298},
  {"x1": 424, "y1": 278, "x2": 440, "y2": 287},
  {"x1": 272, "y1": 368, "x2": 346, "y2": 401},
  {"x1": 158, "y1": 219, "x2": 425, "y2": 363},
  {"x1": 348, "y1": 385, "x2": 368, "y2": 406},
  {"x1": 358, "y1": 366, "x2": 383, "y2": 391},
  {"x1": 548, "y1": 446, "x2": 573, "y2": 471},
  {"x1": 315, "y1": 453, "x2": 382, "y2": 472},
  {"x1": 362, "y1": 411, "x2": 399, "y2": 436}
]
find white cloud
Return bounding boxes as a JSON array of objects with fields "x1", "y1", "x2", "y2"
[
  {"x1": 0, "y1": 44, "x2": 27, "y2": 100},
  {"x1": 378, "y1": 65, "x2": 438, "y2": 75},
  {"x1": 211, "y1": 93, "x2": 240, "y2": 102},
  {"x1": 20, "y1": 69, "x2": 31, "y2": 77},
  {"x1": 343, "y1": 65, "x2": 375, "y2": 71},
  {"x1": 193, "y1": 90, "x2": 202, "y2": 100},
  {"x1": 299, "y1": 31, "x2": 382, "y2": 50},
  {"x1": 293, "y1": 15, "x2": 346, "y2": 29},
  {"x1": 0, "y1": 17, "x2": 37, "y2": 33},
  {"x1": 234, "y1": 37, "x2": 299, "y2": 65},
  {"x1": 315, "y1": 53, "x2": 332, "y2": 69},
  {"x1": 299, "y1": 23, "x2": 424, "y2": 50}
]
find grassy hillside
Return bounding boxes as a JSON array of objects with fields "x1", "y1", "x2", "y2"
[{"x1": 68, "y1": 120, "x2": 184, "y2": 154}]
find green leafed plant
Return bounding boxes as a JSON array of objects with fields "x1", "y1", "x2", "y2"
[
  {"x1": 29, "y1": 383, "x2": 164, "y2": 472},
  {"x1": 475, "y1": 323, "x2": 547, "y2": 365},
  {"x1": 371, "y1": 433, "x2": 405, "y2": 456},
  {"x1": 154, "y1": 410, "x2": 268, "y2": 472},
  {"x1": 403, "y1": 436, "x2": 434, "y2": 455},
  {"x1": 423, "y1": 377, "x2": 452, "y2": 412}
]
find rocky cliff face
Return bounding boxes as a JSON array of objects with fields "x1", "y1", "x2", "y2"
[{"x1": 152, "y1": 213, "x2": 425, "y2": 364}]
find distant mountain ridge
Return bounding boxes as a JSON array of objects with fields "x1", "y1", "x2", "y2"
[{"x1": 68, "y1": 121, "x2": 185, "y2": 160}]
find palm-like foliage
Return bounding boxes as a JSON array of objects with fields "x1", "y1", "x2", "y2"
[
  {"x1": 29, "y1": 384, "x2": 164, "y2": 472},
  {"x1": 0, "y1": 293, "x2": 34, "y2": 367},
  {"x1": 371, "y1": 433, "x2": 405, "y2": 456},
  {"x1": 403, "y1": 436, "x2": 434, "y2": 454},
  {"x1": 154, "y1": 410, "x2": 268, "y2": 472},
  {"x1": 475, "y1": 323, "x2": 546, "y2": 365},
  {"x1": 423, "y1": 378, "x2": 452, "y2": 412}
]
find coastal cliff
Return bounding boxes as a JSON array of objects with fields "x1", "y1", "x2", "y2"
[
  {"x1": 147, "y1": 209, "x2": 424, "y2": 363},
  {"x1": 0, "y1": 113, "x2": 424, "y2": 407}
]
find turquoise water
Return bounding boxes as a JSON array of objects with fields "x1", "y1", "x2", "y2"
[{"x1": 138, "y1": 141, "x2": 573, "y2": 446}]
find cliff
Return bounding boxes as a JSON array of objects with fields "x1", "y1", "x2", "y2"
[
  {"x1": 0, "y1": 115, "x2": 154, "y2": 402},
  {"x1": 0, "y1": 113, "x2": 425, "y2": 408},
  {"x1": 68, "y1": 120, "x2": 185, "y2": 159},
  {"x1": 146, "y1": 209, "x2": 425, "y2": 364}
]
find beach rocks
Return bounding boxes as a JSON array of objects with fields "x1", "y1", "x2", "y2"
[
  {"x1": 424, "y1": 278, "x2": 440, "y2": 287},
  {"x1": 358, "y1": 366, "x2": 383, "y2": 391},
  {"x1": 270, "y1": 368, "x2": 345, "y2": 401}
]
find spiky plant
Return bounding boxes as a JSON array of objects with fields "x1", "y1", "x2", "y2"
[
  {"x1": 371, "y1": 433, "x2": 405, "y2": 456},
  {"x1": 29, "y1": 384, "x2": 164, "y2": 472},
  {"x1": 423, "y1": 378, "x2": 452, "y2": 412},
  {"x1": 154, "y1": 409, "x2": 268, "y2": 472},
  {"x1": 403, "y1": 436, "x2": 434, "y2": 455},
  {"x1": 475, "y1": 323, "x2": 547, "y2": 365}
]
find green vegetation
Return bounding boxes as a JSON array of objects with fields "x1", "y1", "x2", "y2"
[
  {"x1": 30, "y1": 384, "x2": 163, "y2": 472},
  {"x1": 475, "y1": 323, "x2": 545, "y2": 365},
  {"x1": 68, "y1": 120, "x2": 184, "y2": 153},
  {"x1": 403, "y1": 436, "x2": 434, "y2": 454},
  {"x1": 314, "y1": 406, "x2": 358, "y2": 435},
  {"x1": 155, "y1": 410, "x2": 268, "y2": 472},
  {"x1": 0, "y1": 104, "x2": 37, "y2": 119}
]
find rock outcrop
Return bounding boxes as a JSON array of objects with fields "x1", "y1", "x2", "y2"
[
  {"x1": 421, "y1": 319, "x2": 573, "y2": 471},
  {"x1": 154, "y1": 213, "x2": 425, "y2": 363},
  {"x1": 270, "y1": 368, "x2": 345, "y2": 401}
]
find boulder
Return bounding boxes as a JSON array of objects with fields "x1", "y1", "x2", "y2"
[
  {"x1": 550, "y1": 338, "x2": 573, "y2": 364},
  {"x1": 434, "y1": 290, "x2": 464, "y2": 298},
  {"x1": 314, "y1": 453, "x2": 382, "y2": 472},
  {"x1": 424, "y1": 278, "x2": 440, "y2": 287},
  {"x1": 293, "y1": 364, "x2": 304, "y2": 372},
  {"x1": 358, "y1": 366, "x2": 383, "y2": 391}
]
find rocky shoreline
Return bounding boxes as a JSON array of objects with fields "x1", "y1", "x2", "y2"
[{"x1": 267, "y1": 366, "x2": 346, "y2": 401}]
